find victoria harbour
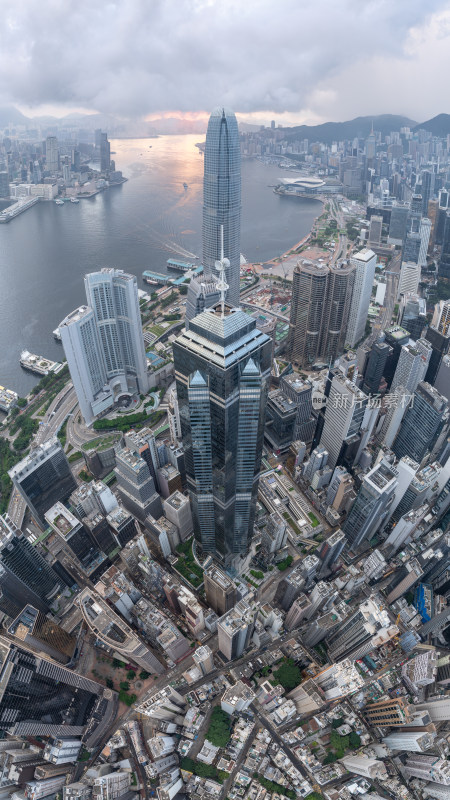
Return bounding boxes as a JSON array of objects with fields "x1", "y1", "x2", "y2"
[{"x1": 0, "y1": 135, "x2": 320, "y2": 396}]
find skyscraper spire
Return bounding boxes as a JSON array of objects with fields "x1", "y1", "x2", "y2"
[{"x1": 215, "y1": 224, "x2": 230, "y2": 315}]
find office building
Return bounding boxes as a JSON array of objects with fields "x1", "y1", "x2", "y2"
[
  {"x1": 288, "y1": 261, "x2": 355, "y2": 367},
  {"x1": 186, "y1": 107, "x2": 240, "y2": 323},
  {"x1": 391, "y1": 338, "x2": 432, "y2": 394},
  {"x1": 192, "y1": 645, "x2": 214, "y2": 675},
  {"x1": 9, "y1": 438, "x2": 76, "y2": 529},
  {"x1": 92, "y1": 772, "x2": 131, "y2": 800},
  {"x1": 402, "y1": 649, "x2": 438, "y2": 692},
  {"x1": 60, "y1": 269, "x2": 149, "y2": 427},
  {"x1": 45, "y1": 502, "x2": 96, "y2": 564},
  {"x1": 425, "y1": 326, "x2": 450, "y2": 385},
  {"x1": 173, "y1": 302, "x2": 271, "y2": 567},
  {"x1": 439, "y1": 211, "x2": 450, "y2": 280},
  {"x1": 388, "y1": 203, "x2": 409, "y2": 245},
  {"x1": 0, "y1": 635, "x2": 109, "y2": 737},
  {"x1": 288, "y1": 261, "x2": 329, "y2": 368},
  {"x1": 327, "y1": 597, "x2": 397, "y2": 661},
  {"x1": 78, "y1": 588, "x2": 165, "y2": 673},
  {"x1": 162, "y1": 492, "x2": 193, "y2": 541},
  {"x1": 368, "y1": 215, "x2": 383, "y2": 245},
  {"x1": 343, "y1": 461, "x2": 397, "y2": 552},
  {"x1": 8, "y1": 604, "x2": 75, "y2": 664},
  {"x1": 340, "y1": 755, "x2": 387, "y2": 780},
  {"x1": 319, "y1": 373, "x2": 368, "y2": 470},
  {"x1": 362, "y1": 338, "x2": 392, "y2": 395},
  {"x1": 363, "y1": 697, "x2": 412, "y2": 727},
  {"x1": 435, "y1": 355, "x2": 450, "y2": 401},
  {"x1": 26, "y1": 775, "x2": 67, "y2": 800},
  {"x1": 95, "y1": 130, "x2": 111, "y2": 172},
  {"x1": 124, "y1": 427, "x2": 161, "y2": 492},
  {"x1": 204, "y1": 566, "x2": 237, "y2": 616},
  {"x1": 419, "y1": 217, "x2": 432, "y2": 266},
  {"x1": 422, "y1": 783, "x2": 450, "y2": 799},
  {"x1": 400, "y1": 293, "x2": 427, "y2": 340},
  {"x1": 397, "y1": 260, "x2": 421, "y2": 297},
  {"x1": 317, "y1": 528, "x2": 346, "y2": 576},
  {"x1": 43, "y1": 738, "x2": 82, "y2": 764},
  {"x1": 106, "y1": 505, "x2": 137, "y2": 548},
  {"x1": 383, "y1": 325, "x2": 411, "y2": 387},
  {"x1": 404, "y1": 755, "x2": 450, "y2": 784},
  {"x1": 114, "y1": 446, "x2": 162, "y2": 523},
  {"x1": 0, "y1": 170, "x2": 9, "y2": 199},
  {"x1": 0, "y1": 515, "x2": 62, "y2": 617},
  {"x1": 393, "y1": 382, "x2": 447, "y2": 462},
  {"x1": 45, "y1": 136, "x2": 59, "y2": 173},
  {"x1": 415, "y1": 697, "x2": 450, "y2": 723},
  {"x1": 274, "y1": 565, "x2": 305, "y2": 611},
  {"x1": 285, "y1": 594, "x2": 312, "y2": 630},
  {"x1": 383, "y1": 730, "x2": 435, "y2": 753},
  {"x1": 346, "y1": 248, "x2": 377, "y2": 347},
  {"x1": 217, "y1": 598, "x2": 256, "y2": 660}
]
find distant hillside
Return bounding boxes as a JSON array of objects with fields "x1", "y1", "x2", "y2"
[
  {"x1": 0, "y1": 106, "x2": 29, "y2": 128},
  {"x1": 414, "y1": 113, "x2": 450, "y2": 137},
  {"x1": 282, "y1": 114, "x2": 417, "y2": 143}
]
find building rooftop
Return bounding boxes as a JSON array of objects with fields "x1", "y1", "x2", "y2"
[{"x1": 45, "y1": 502, "x2": 80, "y2": 537}]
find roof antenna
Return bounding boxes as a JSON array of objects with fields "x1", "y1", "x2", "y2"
[{"x1": 215, "y1": 224, "x2": 230, "y2": 316}]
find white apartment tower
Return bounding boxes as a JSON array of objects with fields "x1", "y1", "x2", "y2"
[
  {"x1": 346, "y1": 248, "x2": 377, "y2": 347},
  {"x1": 60, "y1": 270, "x2": 149, "y2": 426}
]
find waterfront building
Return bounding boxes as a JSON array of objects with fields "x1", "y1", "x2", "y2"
[
  {"x1": 60, "y1": 269, "x2": 149, "y2": 427},
  {"x1": 173, "y1": 300, "x2": 271, "y2": 567},
  {"x1": 345, "y1": 248, "x2": 377, "y2": 348},
  {"x1": 9, "y1": 438, "x2": 76, "y2": 529},
  {"x1": 45, "y1": 136, "x2": 59, "y2": 174},
  {"x1": 186, "y1": 107, "x2": 241, "y2": 324}
]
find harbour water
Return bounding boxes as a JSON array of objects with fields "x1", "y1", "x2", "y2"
[{"x1": 0, "y1": 135, "x2": 321, "y2": 396}]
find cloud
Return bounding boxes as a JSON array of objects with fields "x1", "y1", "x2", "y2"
[{"x1": 0, "y1": 0, "x2": 448, "y2": 120}]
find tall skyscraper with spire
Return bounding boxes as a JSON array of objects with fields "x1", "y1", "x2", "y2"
[
  {"x1": 186, "y1": 107, "x2": 241, "y2": 324},
  {"x1": 173, "y1": 252, "x2": 271, "y2": 567}
]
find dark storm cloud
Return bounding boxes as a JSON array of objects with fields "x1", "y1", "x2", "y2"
[{"x1": 0, "y1": 0, "x2": 447, "y2": 117}]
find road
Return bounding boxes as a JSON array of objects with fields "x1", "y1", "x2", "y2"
[
  {"x1": 251, "y1": 704, "x2": 311, "y2": 782},
  {"x1": 240, "y1": 301, "x2": 289, "y2": 322}
]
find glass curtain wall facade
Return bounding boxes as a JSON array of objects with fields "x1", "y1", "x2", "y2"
[{"x1": 173, "y1": 305, "x2": 271, "y2": 567}]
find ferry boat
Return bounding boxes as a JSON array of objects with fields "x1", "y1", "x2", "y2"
[
  {"x1": 55, "y1": 198, "x2": 65, "y2": 205},
  {"x1": 20, "y1": 350, "x2": 61, "y2": 376},
  {"x1": 70, "y1": 197, "x2": 80, "y2": 204}
]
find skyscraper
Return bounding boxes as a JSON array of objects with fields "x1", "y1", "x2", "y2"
[
  {"x1": 173, "y1": 301, "x2": 271, "y2": 567},
  {"x1": 362, "y1": 338, "x2": 392, "y2": 395},
  {"x1": 318, "y1": 373, "x2": 369, "y2": 470},
  {"x1": 60, "y1": 269, "x2": 149, "y2": 426},
  {"x1": 0, "y1": 514, "x2": 63, "y2": 617},
  {"x1": 288, "y1": 261, "x2": 355, "y2": 368},
  {"x1": 345, "y1": 248, "x2": 377, "y2": 347},
  {"x1": 45, "y1": 136, "x2": 59, "y2": 174},
  {"x1": 186, "y1": 107, "x2": 241, "y2": 323},
  {"x1": 393, "y1": 382, "x2": 447, "y2": 462},
  {"x1": 0, "y1": 635, "x2": 110, "y2": 737},
  {"x1": 343, "y1": 461, "x2": 398, "y2": 552},
  {"x1": 9, "y1": 438, "x2": 77, "y2": 529},
  {"x1": 391, "y1": 339, "x2": 432, "y2": 395}
]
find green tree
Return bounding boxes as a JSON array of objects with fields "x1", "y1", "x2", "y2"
[
  {"x1": 120, "y1": 681, "x2": 130, "y2": 691},
  {"x1": 139, "y1": 671, "x2": 150, "y2": 680},
  {"x1": 105, "y1": 678, "x2": 114, "y2": 689},
  {"x1": 272, "y1": 658, "x2": 301, "y2": 691},
  {"x1": 126, "y1": 670, "x2": 136, "y2": 680},
  {"x1": 349, "y1": 731, "x2": 361, "y2": 749},
  {"x1": 206, "y1": 707, "x2": 231, "y2": 747}
]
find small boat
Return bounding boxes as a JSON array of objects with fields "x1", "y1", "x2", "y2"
[
  {"x1": 70, "y1": 197, "x2": 80, "y2": 204},
  {"x1": 55, "y1": 199, "x2": 64, "y2": 205},
  {"x1": 183, "y1": 182, "x2": 188, "y2": 189},
  {"x1": 149, "y1": 145, "x2": 152, "y2": 148}
]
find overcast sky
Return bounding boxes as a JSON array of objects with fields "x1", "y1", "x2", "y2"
[{"x1": 1, "y1": 0, "x2": 450, "y2": 124}]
